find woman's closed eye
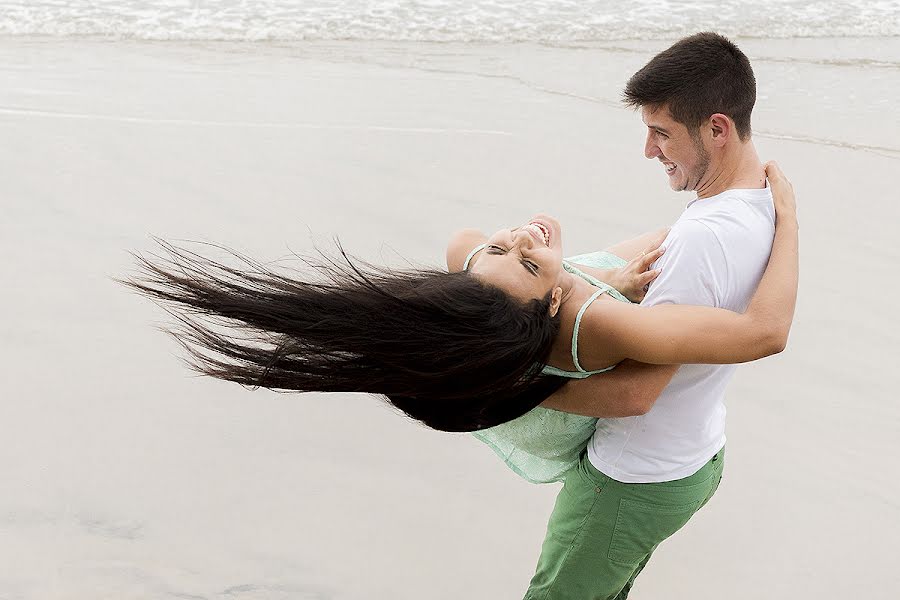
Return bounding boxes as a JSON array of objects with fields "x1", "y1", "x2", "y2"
[{"x1": 486, "y1": 245, "x2": 539, "y2": 275}]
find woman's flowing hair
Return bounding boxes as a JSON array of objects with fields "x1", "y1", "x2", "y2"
[{"x1": 119, "y1": 239, "x2": 566, "y2": 432}]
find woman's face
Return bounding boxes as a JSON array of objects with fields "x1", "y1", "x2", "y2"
[{"x1": 468, "y1": 214, "x2": 565, "y2": 312}]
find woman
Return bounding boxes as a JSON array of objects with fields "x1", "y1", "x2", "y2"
[{"x1": 122, "y1": 163, "x2": 797, "y2": 464}]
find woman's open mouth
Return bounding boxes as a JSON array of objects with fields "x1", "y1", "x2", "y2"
[{"x1": 523, "y1": 221, "x2": 551, "y2": 246}]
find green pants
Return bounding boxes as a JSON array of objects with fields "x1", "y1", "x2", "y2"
[{"x1": 525, "y1": 448, "x2": 725, "y2": 600}]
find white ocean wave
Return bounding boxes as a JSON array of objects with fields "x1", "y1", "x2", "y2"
[{"x1": 0, "y1": 0, "x2": 897, "y2": 41}]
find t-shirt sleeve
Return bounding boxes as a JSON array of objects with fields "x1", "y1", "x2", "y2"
[{"x1": 641, "y1": 219, "x2": 728, "y2": 309}]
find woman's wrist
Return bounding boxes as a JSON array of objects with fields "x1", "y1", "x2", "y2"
[{"x1": 608, "y1": 268, "x2": 626, "y2": 292}]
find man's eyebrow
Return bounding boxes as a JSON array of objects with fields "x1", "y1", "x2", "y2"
[{"x1": 648, "y1": 124, "x2": 671, "y2": 135}]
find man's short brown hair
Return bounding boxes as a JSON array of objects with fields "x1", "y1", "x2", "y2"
[{"x1": 623, "y1": 32, "x2": 756, "y2": 141}]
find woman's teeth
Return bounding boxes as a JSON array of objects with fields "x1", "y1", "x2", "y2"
[{"x1": 525, "y1": 222, "x2": 550, "y2": 246}]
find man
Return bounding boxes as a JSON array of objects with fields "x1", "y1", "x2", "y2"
[{"x1": 528, "y1": 32, "x2": 777, "y2": 599}]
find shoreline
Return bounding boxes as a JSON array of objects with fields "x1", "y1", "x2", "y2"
[{"x1": 4, "y1": 36, "x2": 896, "y2": 159}]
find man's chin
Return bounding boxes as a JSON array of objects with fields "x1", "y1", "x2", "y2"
[{"x1": 667, "y1": 175, "x2": 688, "y2": 192}]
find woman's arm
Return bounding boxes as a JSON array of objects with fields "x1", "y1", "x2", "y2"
[{"x1": 582, "y1": 161, "x2": 798, "y2": 366}]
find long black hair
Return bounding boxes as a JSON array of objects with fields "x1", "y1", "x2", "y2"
[{"x1": 120, "y1": 239, "x2": 566, "y2": 432}]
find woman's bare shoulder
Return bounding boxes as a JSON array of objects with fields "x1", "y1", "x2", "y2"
[
  {"x1": 549, "y1": 288, "x2": 626, "y2": 373},
  {"x1": 569, "y1": 292, "x2": 635, "y2": 371}
]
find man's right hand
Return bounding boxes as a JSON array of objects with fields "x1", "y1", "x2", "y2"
[{"x1": 541, "y1": 360, "x2": 679, "y2": 417}]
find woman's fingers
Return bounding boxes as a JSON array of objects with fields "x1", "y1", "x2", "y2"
[
  {"x1": 626, "y1": 268, "x2": 662, "y2": 302},
  {"x1": 617, "y1": 240, "x2": 666, "y2": 302},
  {"x1": 640, "y1": 245, "x2": 666, "y2": 270},
  {"x1": 640, "y1": 268, "x2": 662, "y2": 287}
]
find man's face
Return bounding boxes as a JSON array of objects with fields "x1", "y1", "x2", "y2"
[{"x1": 641, "y1": 105, "x2": 711, "y2": 192}]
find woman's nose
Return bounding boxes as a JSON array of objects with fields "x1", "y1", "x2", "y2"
[{"x1": 512, "y1": 228, "x2": 534, "y2": 248}]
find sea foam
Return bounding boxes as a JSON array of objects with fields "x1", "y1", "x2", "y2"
[{"x1": 1, "y1": 0, "x2": 898, "y2": 41}]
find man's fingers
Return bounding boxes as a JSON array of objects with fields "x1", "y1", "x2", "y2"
[
  {"x1": 765, "y1": 160, "x2": 785, "y2": 181},
  {"x1": 765, "y1": 160, "x2": 794, "y2": 195}
]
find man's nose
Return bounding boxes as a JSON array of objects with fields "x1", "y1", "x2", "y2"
[{"x1": 644, "y1": 132, "x2": 661, "y2": 159}]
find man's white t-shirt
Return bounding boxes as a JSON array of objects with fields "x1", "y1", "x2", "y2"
[{"x1": 587, "y1": 186, "x2": 776, "y2": 483}]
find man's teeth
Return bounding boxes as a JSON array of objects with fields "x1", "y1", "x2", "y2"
[
  {"x1": 525, "y1": 222, "x2": 550, "y2": 245},
  {"x1": 664, "y1": 163, "x2": 676, "y2": 174}
]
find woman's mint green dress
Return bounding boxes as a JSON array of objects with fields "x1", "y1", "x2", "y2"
[{"x1": 462, "y1": 245, "x2": 631, "y2": 484}]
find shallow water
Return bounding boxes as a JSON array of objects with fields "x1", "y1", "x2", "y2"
[{"x1": 1, "y1": 0, "x2": 898, "y2": 40}]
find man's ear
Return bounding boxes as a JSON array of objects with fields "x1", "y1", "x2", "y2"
[
  {"x1": 549, "y1": 286, "x2": 563, "y2": 317},
  {"x1": 709, "y1": 113, "x2": 733, "y2": 147}
]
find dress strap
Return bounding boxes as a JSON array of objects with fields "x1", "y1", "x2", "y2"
[
  {"x1": 561, "y1": 260, "x2": 630, "y2": 304},
  {"x1": 462, "y1": 243, "x2": 487, "y2": 270},
  {"x1": 572, "y1": 288, "x2": 608, "y2": 372}
]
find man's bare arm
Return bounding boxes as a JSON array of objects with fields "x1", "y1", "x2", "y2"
[{"x1": 541, "y1": 360, "x2": 679, "y2": 417}]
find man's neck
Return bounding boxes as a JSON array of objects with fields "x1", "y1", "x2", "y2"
[{"x1": 695, "y1": 140, "x2": 766, "y2": 199}]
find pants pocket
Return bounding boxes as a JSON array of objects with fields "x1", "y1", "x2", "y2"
[
  {"x1": 709, "y1": 473, "x2": 723, "y2": 499},
  {"x1": 607, "y1": 498, "x2": 701, "y2": 566},
  {"x1": 699, "y1": 456, "x2": 726, "y2": 510}
]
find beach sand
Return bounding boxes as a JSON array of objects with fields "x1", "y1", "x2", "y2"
[{"x1": 1, "y1": 38, "x2": 898, "y2": 598}]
